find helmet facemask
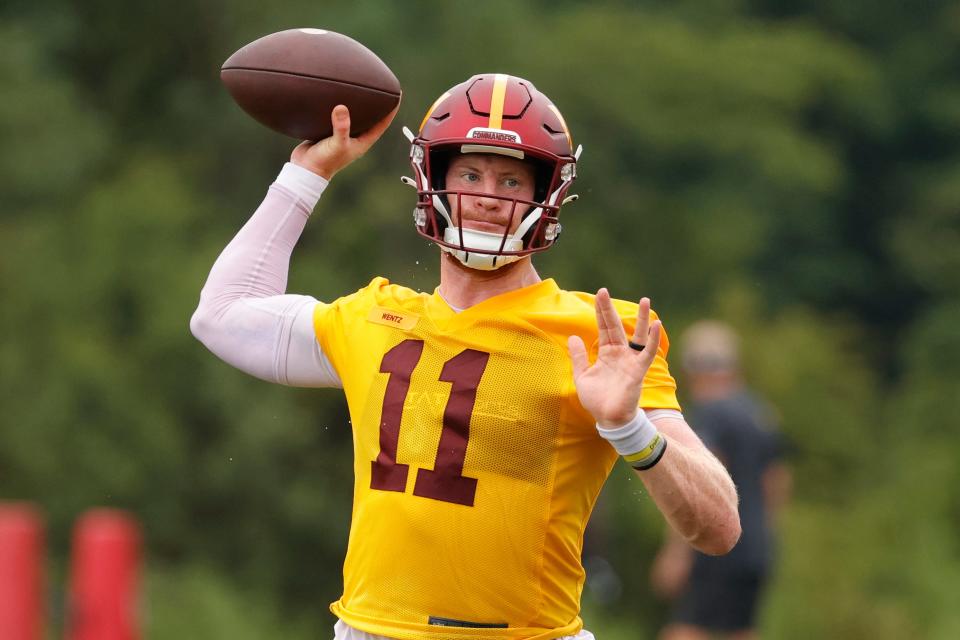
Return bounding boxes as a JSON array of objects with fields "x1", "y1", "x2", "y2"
[
  {"x1": 401, "y1": 74, "x2": 581, "y2": 271},
  {"x1": 410, "y1": 144, "x2": 571, "y2": 270}
]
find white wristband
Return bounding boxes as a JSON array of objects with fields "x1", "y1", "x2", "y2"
[
  {"x1": 596, "y1": 410, "x2": 668, "y2": 471},
  {"x1": 595, "y1": 410, "x2": 659, "y2": 456}
]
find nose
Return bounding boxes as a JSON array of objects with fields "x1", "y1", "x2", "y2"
[
  {"x1": 472, "y1": 175, "x2": 506, "y2": 208},
  {"x1": 473, "y1": 191, "x2": 503, "y2": 210},
  {"x1": 456, "y1": 189, "x2": 510, "y2": 232}
]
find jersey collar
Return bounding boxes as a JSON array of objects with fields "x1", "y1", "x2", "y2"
[{"x1": 427, "y1": 278, "x2": 560, "y2": 329}]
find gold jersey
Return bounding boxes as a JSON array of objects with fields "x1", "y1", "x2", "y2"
[{"x1": 315, "y1": 278, "x2": 679, "y2": 640}]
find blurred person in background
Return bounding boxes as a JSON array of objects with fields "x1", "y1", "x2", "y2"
[
  {"x1": 650, "y1": 321, "x2": 791, "y2": 640},
  {"x1": 191, "y1": 74, "x2": 740, "y2": 640}
]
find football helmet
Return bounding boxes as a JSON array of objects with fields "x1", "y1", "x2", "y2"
[{"x1": 403, "y1": 74, "x2": 581, "y2": 270}]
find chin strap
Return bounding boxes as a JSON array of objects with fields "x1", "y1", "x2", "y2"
[{"x1": 441, "y1": 227, "x2": 524, "y2": 270}]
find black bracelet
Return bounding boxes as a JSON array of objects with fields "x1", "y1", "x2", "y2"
[{"x1": 629, "y1": 437, "x2": 668, "y2": 471}]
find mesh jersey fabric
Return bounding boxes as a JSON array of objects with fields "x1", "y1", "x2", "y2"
[{"x1": 314, "y1": 277, "x2": 680, "y2": 640}]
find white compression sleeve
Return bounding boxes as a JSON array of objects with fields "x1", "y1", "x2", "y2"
[{"x1": 190, "y1": 163, "x2": 341, "y2": 387}]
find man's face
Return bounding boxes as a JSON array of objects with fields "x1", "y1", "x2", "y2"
[{"x1": 444, "y1": 153, "x2": 536, "y2": 235}]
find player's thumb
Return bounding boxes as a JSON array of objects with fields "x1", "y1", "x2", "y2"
[
  {"x1": 567, "y1": 335, "x2": 589, "y2": 378},
  {"x1": 331, "y1": 104, "x2": 351, "y2": 141}
]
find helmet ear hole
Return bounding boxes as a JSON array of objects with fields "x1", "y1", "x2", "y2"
[
  {"x1": 428, "y1": 149, "x2": 455, "y2": 230},
  {"x1": 428, "y1": 149, "x2": 454, "y2": 191},
  {"x1": 531, "y1": 159, "x2": 553, "y2": 204}
]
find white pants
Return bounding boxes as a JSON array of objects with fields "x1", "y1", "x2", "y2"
[{"x1": 334, "y1": 619, "x2": 596, "y2": 640}]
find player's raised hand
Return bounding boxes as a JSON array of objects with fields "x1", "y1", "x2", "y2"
[
  {"x1": 291, "y1": 102, "x2": 400, "y2": 180},
  {"x1": 567, "y1": 289, "x2": 662, "y2": 427}
]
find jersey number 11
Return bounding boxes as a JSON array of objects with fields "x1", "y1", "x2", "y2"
[{"x1": 370, "y1": 339, "x2": 490, "y2": 507}]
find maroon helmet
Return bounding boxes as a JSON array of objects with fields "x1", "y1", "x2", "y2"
[{"x1": 403, "y1": 74, "x2": 581, "y2": 270}]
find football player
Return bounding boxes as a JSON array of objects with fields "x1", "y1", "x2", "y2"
[
  {"x1": 651, "y1": 321, "x2": 790, "y2": 640},
  {"x1": 191, "y1": 74, "x2": 740, "y2": 640}
]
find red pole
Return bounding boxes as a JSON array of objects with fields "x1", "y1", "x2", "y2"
[
  {"x1": 66, "y1": 509, "x2": 142, "y2": 640},
  {"x1": 0, "y1": 503, "x2": 45, "y2": 640}
]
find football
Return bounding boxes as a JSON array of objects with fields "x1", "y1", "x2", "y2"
[{"x1": 221, "y1": 28, "x2": 401, "y2": 141}]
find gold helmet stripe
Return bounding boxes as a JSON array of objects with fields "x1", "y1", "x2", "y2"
[
  {"x1": 488, "y1": 74, "x2": 509, "y2": 130},
  {"x1": 419, "y1": 92, "x2": 451, "y2": 132}
]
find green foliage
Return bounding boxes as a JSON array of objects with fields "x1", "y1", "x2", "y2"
[
  {"x1": 146, "y1": 564, "x2": 324, "y2": 640},
  {"x1": 0, "y1": 24, "x2": 108, "y2": 209},
  {"x1": 2, "y1": 1, "x2": 959, "y2": 638}
]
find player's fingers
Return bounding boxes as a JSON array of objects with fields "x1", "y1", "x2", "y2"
[
  {"x1": 567, "y1": 335, "x2": 590, "y2": 379},
  {"x1": 595, "y1": 288, "x2": 627, "y2": 346},
  {"x1": 592, "y1": 289, "x2": 611, "y2": 344},
  {"x1": 641, "y1": 320, "x2": 662, "y2": 366},
  {"x1": 631, "y1": 297, "x2": 651, "y2": 345}
]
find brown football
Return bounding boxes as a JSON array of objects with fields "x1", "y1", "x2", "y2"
[{"x1": 221, "y1": 28, "x2": 401, "y2": 140}]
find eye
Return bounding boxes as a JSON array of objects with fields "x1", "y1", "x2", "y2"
[
  {"x1": 461, "y1": 172, "x2": 480, "y2": 183},
  {"x1": 503, "y1": 177, "x2": 522, "y2": 188}
]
